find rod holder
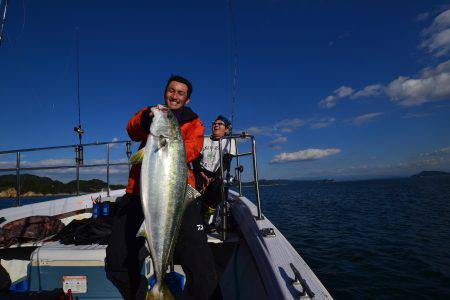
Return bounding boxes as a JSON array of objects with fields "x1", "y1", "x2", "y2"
[
  {"x1": 126, "y1": 141, "x2": 132, "y2": 171},
  {"x1": 15, "y1": 152, "x2": 20, "y2": 206},
  {"x1": 106, "y1": 144, "x2": 110, "y2": 197},
  {"x1": 75, "y1": 145, "x2": 83, "y2": 196},
  {"x1": 75, "y1": 145, "x2": 84, "y2": 165}
]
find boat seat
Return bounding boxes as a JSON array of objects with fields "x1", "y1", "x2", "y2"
[{"x1": 30, "y1": 241, "x2": 107, "y2": 267}]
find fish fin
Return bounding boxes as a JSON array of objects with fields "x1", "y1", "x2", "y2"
[
  {"x1": 158, "y1": 135, "x2": 167, "y2": 149},
  {"x1": 147, "y1": 283, "x2": 175, "y2": 300},
  {"x1": 130, "y1": 149, "x2": 145, "y2": 164},
  {"x1": 136, "y1": 221, "x2": 147, "y2": 238}
]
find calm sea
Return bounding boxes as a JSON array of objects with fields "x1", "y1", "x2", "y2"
[
  {"x1": 244, "y1": 178, "x2": 450, "y2": 299},
  {"x1": 1, "y1": 178, "x2": 449, "y2": 298},
  {"x1": 0, "y1": 196, "x2": 72, "y2": 210}
]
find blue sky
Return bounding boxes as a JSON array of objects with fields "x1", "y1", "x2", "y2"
[{"x1": 1, "y1": 0, "x2": 450, "y2": 183}]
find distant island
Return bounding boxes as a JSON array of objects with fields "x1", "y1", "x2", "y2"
[
  {"x1": 3, "y1": 171, "x2": 447, "y2": 198},
  {"x1": 0, "y1": 174, "x2": 125, "y2": 198},
  {"x1": 240, "y1": 171, "x2": 450, "y2": 186},
  {"x1": 241, "y1": 178, "x2": 336, "y2": 186},
  {"x1": 411, "y1": 171, "x2": 450, "y2": 178}
]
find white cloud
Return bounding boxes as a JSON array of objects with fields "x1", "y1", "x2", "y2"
[
  {"x1": 268, "y1": 136, "x2": 287, "y2": 149},
  {"x1": 0, "y1": 157, "x2": 130, "y2": 175},
  {"x1": 363, "y1": 59, "x2": 450, "y2": 107},
  {"x1": 0, "y1": 158, "x2": 75, "y2": 171},
  {"x1": 320, "y1": 11, "x2": 450, "y2": 109},
  {"x1": 423, "y1": 29, "x2": 450, "y2": 57},
  {"x1": 310, "y1": 117, "x2": 336, "y2": 129},
  {"x1": 351, "y1": 84, "x2": 384, "y2": 99},
  {"x1": 320, "y1": 95, "x2": 337, "y2": 109},
  {"x1": 110, "y1": 137, "x2": 120, "y2": 148},
  {"x1": 386, "y1": 71, "x2": 450, "y2": 106},
  {"x1": 416, "y1": 12, "x2": 431, "y2": 22},
  {"x1": 328, "y1": 31, "x2": 351, "y2": 47},
  {"x1": 409, "y1": 156, "x2": 450, "y2": 167},
  {"x1": 420, "y1": 59, "x2": 450, "y2": 77},
  {"x1": 321, "y1": 64, "x2": 450, "y2": 107},
  {"x1": 244, "y1": 118, "x2": 305, "y2": 136},
  {"x1": 270, "y1": 148, "x2": 341, "y2": 163},
  {"x1": 28, "y1": 158, "x2": 73, "y2": 166},
  {"x1": 421, "y1": 10, "x2": 450, "y2": 57},
  {"x1": 353, "y1": 112, "x2": 384, "y2": 125},
  {"x1": 335, "y1": 86, "x2": 353, "y2": 97},
  {"x1": 245, "y1": 126, "x2": 272, "y2": 136},
  {"x1": 420, "y1": 146, "x2": 450, "y2": 157},
  {"x1": 402, "y1": 112, "x2": 432, "y2": 119},
  {"x1": 274, "y1": 118, "x2": 304, "y2": 132},
  {"x1": 424, "y1": 10, "x2": 450, "y2": 34},
  {"x1": 312, "y1": 156, "x2": 450, "y2": 178},
  {"x1": 320, "y1": 84, "x2": 384, "y2": 108},
  {"x1": 319, "y1": 86, "x2": 354, "y2": 108}
]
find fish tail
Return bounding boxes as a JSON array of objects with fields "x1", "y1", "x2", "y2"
[{"x1": 146, "y1": 283, "x2": 174, "y2": 300}]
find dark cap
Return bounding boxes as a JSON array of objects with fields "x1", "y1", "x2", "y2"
[{"x1": 215, "y1": 115, "x2": 232, "y2": 130}]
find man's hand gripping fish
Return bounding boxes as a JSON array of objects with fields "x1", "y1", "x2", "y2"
[{"x1": 137, "y1": 105, "x2": 197, "y2": 299}]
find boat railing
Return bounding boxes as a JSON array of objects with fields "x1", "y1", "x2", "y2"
[
  {"x1": 0, "y1": 140, "x2": 133, "y2": 206},
  {"x1": 218, "y1": 133, "x2": 263, "y2": 241},
  {"x1": 0, "y1": 134, "x2": 264, "y2": 241}
]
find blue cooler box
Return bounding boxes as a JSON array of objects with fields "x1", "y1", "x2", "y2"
[{"x1": 29, "y1": 241, "x2": 123, "y2": 299}]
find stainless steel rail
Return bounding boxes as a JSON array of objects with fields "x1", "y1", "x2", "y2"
[
  {"x1": 0, "y1": 140, "x2": 133, "y2": 206},
  {"x1": 1, "y1": 134, "x2": 264, "y2": 240},
  {"x1": 219, "y1": 132, "x2": 263, "y2": 241}
]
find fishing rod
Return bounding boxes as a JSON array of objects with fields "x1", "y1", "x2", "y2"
[
  {"x1": 73, "y1": 28, "x2": 84, "y2": 195},
  {"x1": 227, "y1": 0, "x2": 238, "y2": 133},
  {"x1": 74, "y1": 28, "x2": 84, "y2": 146},
  {"x1": 0, "y1": 0, "x2": 9, "y2": 46},
  {"x1": 73, "y1": 29, "x2": 84, "y2": 181}
]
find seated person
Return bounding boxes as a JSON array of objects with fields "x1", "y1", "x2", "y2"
[{"x1": 193, "y1": 115, "x2": 236, "y2": 226}]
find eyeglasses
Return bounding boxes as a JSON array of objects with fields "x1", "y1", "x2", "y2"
[{"x1": 212, "y1": 122, "x2": 225, "y2": 127}]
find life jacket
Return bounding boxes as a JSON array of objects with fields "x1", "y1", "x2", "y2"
[{"x1": 125, "y1": 106, "x2": 205, "y2": 196}]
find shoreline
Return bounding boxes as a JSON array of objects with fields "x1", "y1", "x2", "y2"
[{"x1": 0, "y1": 194, "x2": 74, "y2": 200}]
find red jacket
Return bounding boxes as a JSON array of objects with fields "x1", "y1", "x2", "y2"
[{"x1": 125, "y1": 106, "x2": 205, "y2": 196}]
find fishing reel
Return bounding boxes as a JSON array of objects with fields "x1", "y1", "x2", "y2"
[
  {"x1": 223, "y1": 172, "x2": 235, "y2": 187},
  {"x1": 74, "y1": 125, "x2": 84, "y2": 165}
]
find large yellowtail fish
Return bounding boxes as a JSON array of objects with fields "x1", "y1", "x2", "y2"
[{"x1": 140, "y1": 105, "x2": 189, "y2": 299}]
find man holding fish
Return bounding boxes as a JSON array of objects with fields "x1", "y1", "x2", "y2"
[{"x1": 106, "y1": 75, "x2": 219, "y2": 299}]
